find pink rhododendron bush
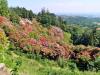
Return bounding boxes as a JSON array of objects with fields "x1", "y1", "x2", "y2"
[{"x1": 0, "y1": 16, "x2": 99, "y2": 60}]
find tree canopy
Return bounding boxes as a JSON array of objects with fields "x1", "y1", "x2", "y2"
[{"x1": 0, "y1": 0, "x2": 9, "y2": 17}]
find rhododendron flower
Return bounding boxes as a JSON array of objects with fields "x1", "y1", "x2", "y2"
[
  {"x1": 28, "y1": 38, "x2": 37, "y2": 46},
  {"x1": 21, "y1": 23, "x2": 33, "y2": 36},
  {"x1": 39, "y1": 36, "x2": 48, "y2": 47},
  {"x1": 0, "y1": 16, "x2": 4, "y2": 23}
]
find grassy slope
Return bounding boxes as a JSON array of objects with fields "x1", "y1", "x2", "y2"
[
  {"x1": 0, "y1": 50, "x2": 99, "y2": 75},
  {"x1": 19, "y1": 58, "x2": 100, "y2": 75}
]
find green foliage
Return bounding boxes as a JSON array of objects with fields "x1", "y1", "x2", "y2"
[
  {"x1": 11, "y1": 57, "x2": 22, "y2": 75},
  {"x1": 0, "y1": 30, "x2": 9, "y2": 62},
  {"x1": 94, "y1": 57, "x2": 100, "y2": 71},
  {"x1": 0, "y1": 4, "x2": 100, "y2": 75},
  {"x1": 67, "y1": 60, "x2": 77, "y2": 71},
  {"x1": 63, "y1": 32, "x2": 72, "y2": 44},
  {"x1": 9, "y1": 10, "x2": 20, "y2": 25},
  {"x1": 10, "y1": 7, "x2": 36, "y2": 20},
  {"x1": 57, "y1": 57, "x2": 65, "y2": 68},
  {"x1": 0, "y1": 0, "x2": 9, "y2": 17},
  {"x1": 37, "y1": 8, "x2": 65, "y2": 27},
  {"x1": 57, "y1": 57, "x2": 77, "y2": 71},
  {"x1": 79, "y1": 29, "x2": 92, "y2": 46},
  {"x1": 79, "y1": 27, "x2": 100, "y2": 47},
  {"x1": 73, "y1": 45, "x2": 85, "y2": 52},
  {"x1": 71, "y1": 25, "x2": 85, "y2": 45},
  {"x1": 0, "y1": 48, "x2": 100, "y2": 75},
  {"x1": 76, "y1": 56, "x2": 100, "y2": 72},
  {"x1": 29, "y1": 32, "x2": 39, "y2": 40},
  {"x1": 62, "y1": 16, "x2": 100, "y2": 28}
]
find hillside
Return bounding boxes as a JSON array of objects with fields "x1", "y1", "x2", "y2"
[
  {"x1": 0, "y1": 0, "x2": 100, "y2": 75},
  {"x1": 0, "y1": 50, "x2": 100, "y2": 75},
  {"x1": 0, "y1": 16, "x2": 100, "y2": 75},
  {"x1": 61, "y1": 16, "x2": 100, "y2": 28}
]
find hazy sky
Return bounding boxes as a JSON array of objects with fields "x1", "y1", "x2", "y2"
[{"x1": 8, "y1": 0, "x2": 100, "y2": 14}]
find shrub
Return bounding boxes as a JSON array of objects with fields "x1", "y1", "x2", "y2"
[
  {"x1": 11, "y1": 57, "x2": 22, "y2": 75},
  {"x1": 63, "y1": 32, "x2": 72, "y2": 44},
  {"x1": 9, "y1": 10, "x2": 20, "y2": 25},
  {"x1": 0, "y1": 0, "x2": 9, "y2": 17},
  {"x1": 94, "y1": 57, "x2": 100, "y2": 71},
  {"x1": 0, "y1": 29, "x2": 9, "y2": 61},
  {"x1": 77, "y1": 56, "x2": 94, "y2": 71},
  {"x1": 73, "y1": 45, "x2": 86, "y2": 53},
  {"x1": 67, "y1": 60, "x2": 77, "y2": 71},
  {"x1": 29, "y1": 32, "x2": 39, "y2": 40}
]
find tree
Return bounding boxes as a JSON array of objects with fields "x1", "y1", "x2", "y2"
[
  {"x1": 80, "y1": 29, "x2": 92, "y2": 46},
  {"x1": 37, "y1": 8, "x2": 62, "y2": 27},
  {"x1": 10, "y1": 7, "x2": 35, "y2": 20},
  {"x1": 0, "y1": 0, "x2": 9, "y2": 17},
  {"x1": 9, "y1": 10, "x2": 20, "y2": 24},
  {"x1": 71, "y1": 25, "x2": 84, "y2": 45}
]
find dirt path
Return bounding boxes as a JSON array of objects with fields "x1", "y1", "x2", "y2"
[
  {"x1": 0, "y1": 63, "x2": 10, "y2": 75},
  {"x1": 0, "y1": 71, "x2": 10, "y2": 75}
]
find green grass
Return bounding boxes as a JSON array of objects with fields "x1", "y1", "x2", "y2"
[{"x1": 0, "y1": 50, "x2": 100, "y2": 75}]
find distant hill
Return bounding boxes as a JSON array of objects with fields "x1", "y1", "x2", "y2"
[{"x1": 60, "y1": 15, "x2": 100, "y2": 27}]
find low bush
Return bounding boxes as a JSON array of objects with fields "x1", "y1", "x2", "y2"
[
  {"x1": 94, "y1": 57, "x2": 100, "y2": 71},
  {"x1": 0, "y1": 29, "x2": 9, "y2": 62}
]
